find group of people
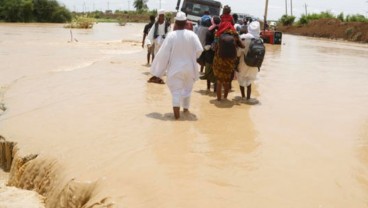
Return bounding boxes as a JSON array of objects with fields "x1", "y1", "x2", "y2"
[{"x1": 141, "y1": 6, "x2": 263, "y2": 119}]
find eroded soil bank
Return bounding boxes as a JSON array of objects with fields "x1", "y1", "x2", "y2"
[{"x1": 279, "y1": 18, "x2": 368, "y2": 43}]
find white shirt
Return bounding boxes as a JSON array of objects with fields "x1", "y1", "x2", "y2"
[
  {"x1": 146, "y1": 21, "x2": 171, "y2": 46},
  {"x1": 236, "y1": 33, "x2": 259, "y2": 86},
  {"x1": 151, "y1": 29, "x2": 203, "y2": 81}
]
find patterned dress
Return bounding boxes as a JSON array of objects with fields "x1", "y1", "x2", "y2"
[{"x1": 213, "y1": 29, "x2": 238, "y2": 82}]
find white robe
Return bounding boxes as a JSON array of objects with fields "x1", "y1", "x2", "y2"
[
  {"x1": 236, "y1": 33, "x2": 259, "y2": 87},
  {"x1": 151, "y1": 29, "x2": 203, "y2": 108},
  {"x1": 146, "y1": 21, "x2": 171, "y2": 55}
]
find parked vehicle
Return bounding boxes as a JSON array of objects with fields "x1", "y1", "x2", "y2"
[{"x1": 176, "y1": 0, "x2": 222, "y2": 23}]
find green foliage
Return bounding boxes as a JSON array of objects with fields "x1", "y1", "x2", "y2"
[
  {"x1": 297, "y1": 11, "x2": 368, "y2": 25},
  {"x1": 133, "y1": 0, "x2": 148, "y2": 12},
  {"x1": 279, "y1": 15, "x2": 295, "y2": 26},
  {"x1": 319, "y1": 11, "x2": 335, "y2": 19},
  {"x1": 298, "y1": 14, "x2": 308, "y2": 25},
  {"x1": 337, "y1": 12, "x2": 344, "y2": 22},
  {"x1": 0, "y1": 0, "x2": 34, "y2": 22},
  {"x1": 346, "y1": 14, "x2": 368, "y2": 22},
  {"x1": 77, "y1": 10, "x2": 158, "y2": 23},
  {"x1": 297, "y1": 11, "x2": 334, "y2": 25},
  {"x1": 51, "y1": 7, "x2": 71, "y2": 23},
  {"x1": 0, "y1": 0, "x2": 71, "y2": 22},
  {"x1": 64, "y1": 16, "x2": 95, "y2": 28}
]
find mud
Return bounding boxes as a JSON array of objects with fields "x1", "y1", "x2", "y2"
[{"x1": 0, "y1": 22, "x2": 368, "y2": 208}]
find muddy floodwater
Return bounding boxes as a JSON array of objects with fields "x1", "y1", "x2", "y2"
[{"x1": 0, "y1": 23, "x2": 368, "y2": 208}]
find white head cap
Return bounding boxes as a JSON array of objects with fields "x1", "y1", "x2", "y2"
[
  {"x1": 158, "y1": 9, "x2": 165, "y2": 15},
  {"x1": 248, "y1": 21, "x2": 260, "y2": 38},
  {"x1": 175, "y1": 11, "x2": 187, "y2": 21}
]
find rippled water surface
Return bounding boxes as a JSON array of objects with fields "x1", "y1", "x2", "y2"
[{"x1": 0, "y1": 23, "x2": 368, "y2": 208}]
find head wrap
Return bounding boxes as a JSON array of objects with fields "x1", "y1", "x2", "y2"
[
  {"x1": 156, "y1": 9, "x2": 166, "y2": 21},
  {"x1": 248, "y1": 21, "x2": 260, "y2": 38},
  {"x1": 158, "y1": 9, "x2": 165, "y2": 15},
  {"x1": 175, "y1": 11, "x2": 187, "y2": 21}
]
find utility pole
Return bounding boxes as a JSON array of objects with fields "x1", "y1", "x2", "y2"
[
  {"x1": 304, "y1": 3, "x2": 308, "y2": 15},
  {"x1": 290, "y1": 0, "x2": 293, "y2": 16},
  {"x1": 128, "y1": 0, "x2": 130, "y2": 10},
  {"x1": 285, "y1": 0, "x2": 288, "y2": 15},
  {"x1": 160, "y1": 0, "x2": 162, "y2": 9},
  {"x1": 264, "y1": 0, "x2": 269, "y2": 30},
  {"x1": 107, "y1": 1, "x2": 110, "y2": 10}
]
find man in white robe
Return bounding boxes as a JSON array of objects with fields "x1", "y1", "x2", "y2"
[
  {"x1": 150, "y1": 12, "x2": 203, "y2": 119},
  {"x1": 146, "y1": 9, "x2": 171, "y2": 56}
]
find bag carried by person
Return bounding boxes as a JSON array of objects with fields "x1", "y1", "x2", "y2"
[
  {"x1": 244, "y1": 38, "x2": 265, "y2": 68},
  {"x1": 196, "y1": 51, "x2": 206, "y2": 66},
  {"x1": 218, "y1": 33, "x2": 237, "y2": 59}
]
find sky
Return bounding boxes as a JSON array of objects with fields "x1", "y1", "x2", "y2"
[{"x1": 58, "y1": 0, "x2": 368, "y2": 20}]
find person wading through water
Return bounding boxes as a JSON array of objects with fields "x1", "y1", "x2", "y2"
[
  {"x1": 200, "y1": 15, "x2": 221, "y2": 92},
  {"x1": 146, "y1": 9, "x2": 171, "y2": 84},
  {"x1": 142, "y1": 15, "x2": 156, "y2": 65},
  {"x1": 212, "y1": 5, "x2": 244, "y2": 101},
  {"x1": 150, "y1": 12, "x2": 203, "y2": 119}
]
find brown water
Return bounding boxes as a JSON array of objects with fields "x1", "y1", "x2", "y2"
[{"x1": 0, "y1": 23, "x2": 368, "y2": 208}]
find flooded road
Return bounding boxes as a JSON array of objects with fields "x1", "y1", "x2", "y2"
[{"x1": 0, "y1": 23, "x2": 368, "y2": 208}]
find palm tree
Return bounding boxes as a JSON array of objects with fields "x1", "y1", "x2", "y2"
[{"x1": 133, "y1": 0, "x2": 148, "y2": 12}]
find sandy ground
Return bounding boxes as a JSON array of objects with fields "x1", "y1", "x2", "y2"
[{"x1": 0, "y1": 23, "x2": 368, "y2": 208}]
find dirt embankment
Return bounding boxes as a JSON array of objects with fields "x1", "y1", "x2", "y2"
[{"x1": 278, "y1": 18, "x2": 368, "y2": 43}]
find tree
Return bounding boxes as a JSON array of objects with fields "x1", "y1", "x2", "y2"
[
  {"x1": 337, "y1": 12, "x2": 344, "y2": 22},
  {"x1": 279, "y1": 14, "x2": 295, "y2": 26},
  {"x1": 0, "y1": 0, "x2": 71, "y2": 22},
  {"x1": 133, "y1": 0, "x2": 148, "y2": 12}
]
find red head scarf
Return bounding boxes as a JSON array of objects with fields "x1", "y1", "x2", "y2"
[{"x1": 216, "y1": 21, "x2": 236, "y2": 37}]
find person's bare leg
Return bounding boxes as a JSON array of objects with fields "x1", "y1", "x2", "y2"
[
  {"x1": 183, "y1": 108, "x2": 189, "y2": 113},
  {"x1": 240, "y1": 86, "x2": 245, "y2": 98},
  {"x1": 213, "y1": 82, "x2": 217, "y2": 93},
  {"x1": 200, "y1": 65, "x2": 204, "y2": 73},
  {"x1": 207, "y1": 80, "x2": 211, "y2": 90},
  {"x1": 216, "y1": 81, "x2": 222, "y2": 101},
  {"x1": 147, "y1": 52, "x2": 150, "y2": 64},
  {"x1": 247, "y1": 84, "x2": 252, "y2": 100},
  {"x1": 224, "y1": 82, "x2": 229, "y2": 99},
  {"x1": 173, "y1": 107, "x2": 180, "y2": 119},
  {"x1": 229, "y1": 71, "x2": 234, "y2": 90}
]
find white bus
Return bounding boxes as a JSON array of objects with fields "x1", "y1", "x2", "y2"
[{"x1": 176, "y1": 0, "x2": 222, "y2": 23}]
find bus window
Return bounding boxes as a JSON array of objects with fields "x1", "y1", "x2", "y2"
[
  {"x1": 192, "y1": 4, "x2": 202, "y2": 15},
  {"x1": 183, "y1": 2, "x2": 193, "y2": 14},
  {"x1": 208, "y1": 7, "x2": 219, "y2": 16},
  {"x1": 181, "y1": 0, "x2": 221, "y2": 17}
]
